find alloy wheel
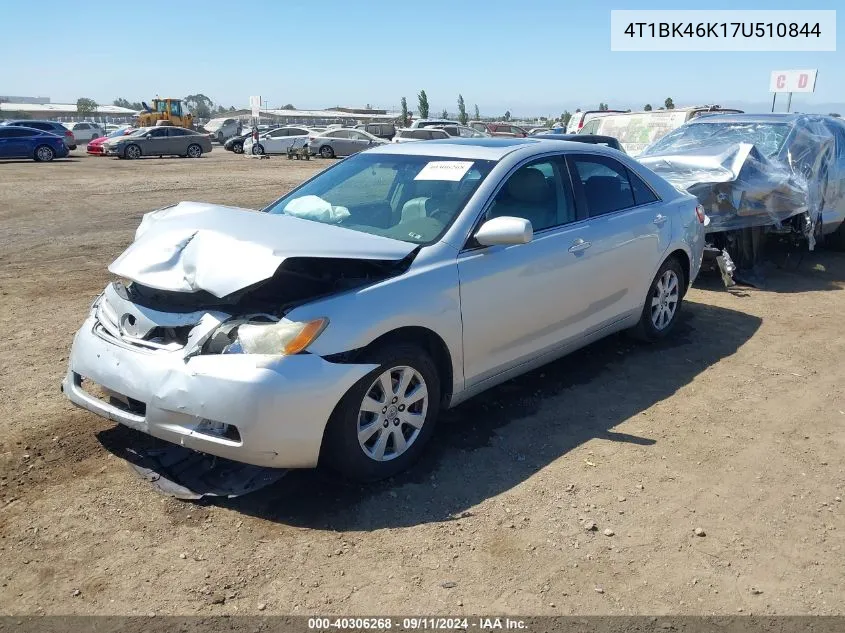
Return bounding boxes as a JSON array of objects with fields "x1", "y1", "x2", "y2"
[
  {"x1": 356, "y1": 366, "x2": 428, "y2": 462},
  {"x1": 650, "y1": 269, "x2": 680, "y2": 330}
]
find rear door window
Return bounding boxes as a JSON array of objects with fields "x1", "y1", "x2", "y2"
[
  {"x1": 2, "y1": 128, "x2": 32, "y2": 138},
  {"x1": 568, "y1": 154, "x2": 636, "y2": 217}
]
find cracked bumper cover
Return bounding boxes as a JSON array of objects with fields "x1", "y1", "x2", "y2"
[{"x1": 62, "y1": 314, "x2": 376, "y2": 468}]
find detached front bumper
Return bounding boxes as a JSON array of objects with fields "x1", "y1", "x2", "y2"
[{"x1": 63, "y1": 312, "x2": 376, "y2": 468}]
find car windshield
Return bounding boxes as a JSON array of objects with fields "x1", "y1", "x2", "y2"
[
  {"x1": 107, "y1": 128, "x2": 128, "y2": 138},
  {"x1": 642, "y1": 121, "x2": 792, "y2": 157},
  {"x1": 265, "y1": 153, "x2": 495, "y2": 244}
]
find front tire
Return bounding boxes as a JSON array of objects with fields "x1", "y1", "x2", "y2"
[
  {"x1": 251, "y1": 143, "x2": 264, "y2": 155},
  {"x1": 319, "y1": 145, "x2": 335, "y2": 159},
  {"x1": 186, "y1": 143, "x2": 203, "y2": 158},
  {"x1": 34, "y1": 145, "x2": 55, "y2": 162},
  {"x1": 124, "y1": 144, "x2": 141, "y2": 159},
  {"x1": 321, "y1": 344, "x2": 441, "y2": 482},
  {"x1": 631, "y1": 257, "x2": 685, "y2": 342}
]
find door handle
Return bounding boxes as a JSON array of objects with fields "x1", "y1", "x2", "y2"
[
  {"x1": 653, "y1": 214, "x2": 668, "y2": 225},
  {"x1": 568, "y1": 239, "x2": 592, "y2": 253}
]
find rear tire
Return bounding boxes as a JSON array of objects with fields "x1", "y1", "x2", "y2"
[
  {"x1": 186, "y1": 144, "x2": 203, "y2": 158},
  {"x1": 321, "y1": 344, "x2": 440, "y2": 482},
  {"x1": 217, "y1": 132, "x2": 224, "y2": 144},
  {"x1": 34, "y1": 145, "x2": 55, "y2": 162},
  {"x1": 232, "y1": 141, "x2": 244, "y2": 154},
  {"x1": 319, "y1": 145, "x2": 335, "y2": 159},
  {"x1": 630, "y1": 257, "x2": 685, "y2": 342}
]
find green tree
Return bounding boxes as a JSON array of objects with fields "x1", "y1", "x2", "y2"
[
  {"x1": 598, "y1": 102, "x2": 609, "y2": 111},
  {"x1": 76, "y1": 97, "x2": 98, "y2": 115},
  {"x1": 473, "y1": 103, "x2": 480, "y2": 120},
  {"x1": 457, "y1": 94, "x2": 468, "y2": 125},
  {"x1": 560, "y1": 110, "x2": 572, "y2": 126},
  {"x1": 644, "y1": 104, "x2": 652, "y2": 111},
  {"x1": 417, "y1": 90, "x2": 430, "y2": 119},
  {"x1": 281, "y1": 103, "x2": 296, "y2": 110},
  {"x1": 664, "y1": 97, "x2": 675, "y2": 110},
  {"x1": 440, "y1": 108, "x2": 449, "y2": 119},
  {"x1": 113, "y1": 97, "x2": 143, "y2": 110},
  {"x1": 184, "y1": 94, "x2": 214, "y2": 119},
  {"x1": 503, "y1": 110, "x2": 511, "y2": 121},
  {"x1": 400, "y1": 97, "x2": 409, "y2": 127}
]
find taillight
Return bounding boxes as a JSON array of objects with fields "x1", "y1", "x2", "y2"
[
  {"x1": 695, "y1": 204, "x2": 706, "y2": 224},
  {"x1": 65, "y1": 130, "x2": 73, "y2": 137}
]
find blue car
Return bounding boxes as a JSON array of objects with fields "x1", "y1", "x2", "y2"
[{"x1": 0, "y1": 126, "x2": 69, "y2": 162}]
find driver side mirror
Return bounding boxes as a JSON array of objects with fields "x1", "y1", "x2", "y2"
[
  {"x1": 474, "y1": 216, "x2": 533, "y2": 246},
  {"x1": 144, "y1": 133, "x2": 152, "y2": 139}
]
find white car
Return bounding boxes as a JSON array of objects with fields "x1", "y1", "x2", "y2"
[
  {"x1": 204, "y1": 117, "x2": 242, "y2": 144},
  {"x1": 243, "y1": 126, "x2": 316, "y2": 155},
  {"x1": 392, "y1": 128, "x2": 451, "y2": 143},
  {"x1": 408, "y1": 118, "x2": 460, "y2": 129},
  {"x1": 64, "y1": 121, "x2": 105, "y2": 143}
]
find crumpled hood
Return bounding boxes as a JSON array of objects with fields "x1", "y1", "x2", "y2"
[
  {"x1": 638, "y1": 142, "x2": 760, "y2": 191},
  {"x1": 109, "y1": 201, "x2": 417, "y2": 298}
]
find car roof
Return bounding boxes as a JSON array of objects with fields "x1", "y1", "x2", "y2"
[
  {"x1": 687, "y1": 112, "x2": 805, "y2": 124},
  {"x1": 1, "y1": 126, "x2": 49, "y2": 134},
  {"x1": 534, "y1": 133, "x2": 619, "y2": 144},
  {"x1": 3, "y1": 119, "x2": 63, "y2": 125},
  {"x1": 367, "y1": 137, "x2": 624, "y2": 161}
]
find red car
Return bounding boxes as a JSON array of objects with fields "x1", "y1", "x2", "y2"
[
  {"x1": 87, "y1": 128, "x2": 136, "y2": 155},
  {"x1": 467, "y1": 121, "x2": 529, "y2": 137}
]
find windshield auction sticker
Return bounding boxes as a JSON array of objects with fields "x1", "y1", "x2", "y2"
[
  {"x1": 610, "y1": 10, "x2": 836, "y2": 51},
  {"x1": 415, "y1": 161, "x2": 474, "y2": 181}
]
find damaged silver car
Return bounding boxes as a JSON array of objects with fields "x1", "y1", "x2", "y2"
[
  {"x1": 63, "y1": 138, "x2": 706, "y2": 481},
  {"x1": 638, "y1": 114, "x2": 845, "y2": 277}
]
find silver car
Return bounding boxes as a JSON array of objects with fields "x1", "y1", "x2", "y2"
[
  {"x1": 62, "y1": 138, "x2": 705, "y2": 481},
  {"x1": 309, "y1": 128, "x2": 387, "y2": 158},
  {"x1": 103, "y1": 126, "x2": 212, "y2": 159}
]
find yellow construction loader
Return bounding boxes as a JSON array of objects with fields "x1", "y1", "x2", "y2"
[{"x1": 136, "y1": 98, "x2": 193, "y2": 128}]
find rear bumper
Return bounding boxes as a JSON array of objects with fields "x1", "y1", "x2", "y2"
[{"x1": 63, "y1": 312, "x2": 376, "y2": 468}]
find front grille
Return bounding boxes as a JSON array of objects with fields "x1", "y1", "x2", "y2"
[{"x1": 94, "y1": 296, "x2": 190, "y2": 353}]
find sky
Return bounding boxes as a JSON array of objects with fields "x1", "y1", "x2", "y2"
[{"x1": 0, "y1": 0, "x2": 842, "y2": 117}]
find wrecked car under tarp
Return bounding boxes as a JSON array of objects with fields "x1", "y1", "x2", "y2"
[{"x1": 638, "y1": 114, "x2": 845, "y2": 282}]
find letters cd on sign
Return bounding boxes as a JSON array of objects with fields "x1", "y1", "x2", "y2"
[{"x1": 769, "y1": 70, "x2": 818, "y2": 93}]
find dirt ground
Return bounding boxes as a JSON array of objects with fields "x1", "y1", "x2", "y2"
[{"x1": 0, "y1": 149, "x2": 843, "y2": 616}]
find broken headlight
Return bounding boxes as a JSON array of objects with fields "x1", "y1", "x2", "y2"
[{"x1": 204, "y1": 317, "x2": 328, "y2": 356}]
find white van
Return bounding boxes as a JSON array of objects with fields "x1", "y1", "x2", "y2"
[
  {"x1": 580, "y1": 106, "x2": 744, "y2": 156},
  {"x1": 565, "y1": 109, "x2": 626, "y2": 134}
]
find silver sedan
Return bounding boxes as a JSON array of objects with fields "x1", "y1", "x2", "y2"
[
  {"x1": 62, "y1": 138, "x2": 706, "y2": 481},
  {"x1": 309, "y1": 128, "x2": 387, "y2": 158}
]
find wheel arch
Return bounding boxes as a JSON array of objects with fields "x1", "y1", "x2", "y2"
[
  {"x1": 324, "y1": 326, "x2": 454, "y2": 408},
  {"x1": 665, "y1": 248, "x2": 691, "y2": 292}
]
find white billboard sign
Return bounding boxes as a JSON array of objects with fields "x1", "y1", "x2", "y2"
[
  {"x1": 249, "y1": 95, "x2": 261, "y2": 118},
  {"x1": 769, "y1": 70, "x2": 817, "y2": 93}
]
